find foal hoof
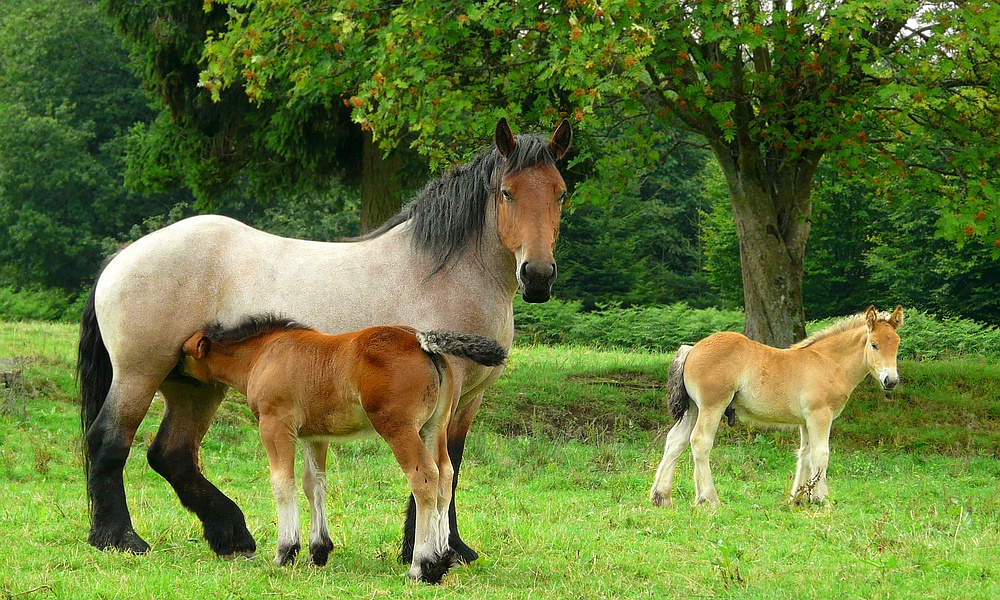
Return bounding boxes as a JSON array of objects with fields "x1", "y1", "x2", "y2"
[
  {"x1": 650, "y1": 491, "x2": 672, "y2": 508},
  {"x1": 88, "y1": 527, "x2": 151, "y2": 555},
  {"x1": 309, "y1": 539, "x2": 335, "y2": 567},
  {"x1": 274, "y1": 542, "x2": 301, "y2": 566}
]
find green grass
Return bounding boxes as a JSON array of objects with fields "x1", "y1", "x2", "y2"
[{"x1": 2, "y1": 321, "x2": 999, "y2": 598}]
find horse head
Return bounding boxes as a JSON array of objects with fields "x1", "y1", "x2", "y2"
[
  {"x1": 864, "y1": 305, "x2": 904, "y2": 390},
  {"x1": 493, "y1": 118, "x2": 572, "y2": 303}
]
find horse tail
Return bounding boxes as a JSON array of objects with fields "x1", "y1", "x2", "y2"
[
  {"x1": 667, "y1": 345, "x2": 694, "y2": 421},
  {"x1": 416, "y1": 330, "x2": 507, "y2": 367},
  {"x1": 77, "y1": 278, "x2": 112, "y2": 482}
]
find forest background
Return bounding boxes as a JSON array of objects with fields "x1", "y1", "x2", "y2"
[{"x1": 0, "y1": 0, "x2": 998, "y2": 334}]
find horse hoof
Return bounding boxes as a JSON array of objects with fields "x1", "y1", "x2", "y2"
[
  {"x1": 205, "y1": 520, "x2": 256, "y2": 558},
  {"x1": 408, "y1": 550, "x2": 458, "y2": 584},
  {"x1": 88, "y1": 527, "x2": 151, "y2": 555},
  {"x1": 449, "y1": 536, "x2": 479, "y2": 564}
]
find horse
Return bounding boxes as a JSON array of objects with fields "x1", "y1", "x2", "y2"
[
  {"x1": 178, "y1": 315, "x2": 506, "y2": 583},
  {"x1": 78, "y1": 118, "x2": 571, "y2": 562},
  {"x1": 650, "y1": 305, "x2": 904, "y2": 508}
]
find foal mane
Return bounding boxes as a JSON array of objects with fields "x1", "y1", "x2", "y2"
[
  {"x1": 203, "y1": 314, "x2": 310, "y2": 344},
  {"x1": 791, "y1": 310, "x2": 892, "y2": 349},
  {"x1": 356, "y1": 133, "x2": 559, "y2": 274}
]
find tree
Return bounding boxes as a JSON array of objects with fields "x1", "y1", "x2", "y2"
[
  {"x1": 104, "y1": 0, "x2": 424, "y2": 231},
  {"x1": 0, "y1": 0, "x2": 169, "y2": 290},
  {"x1": 202, "y1": 0, "x2": 1000, "y2": 346}
]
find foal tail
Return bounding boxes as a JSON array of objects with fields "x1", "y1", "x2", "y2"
[
  {"x1": 667, "y1": 344, "x2": 694, "y2": 421},
  {"x1": 416, "y1": 330, "x2": 507, "y2": 367},
  {"x1": 77, "y1": 280, "x2": 112, "y2": 483}
]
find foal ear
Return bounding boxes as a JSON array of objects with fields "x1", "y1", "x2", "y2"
[
  {"x1": 865, "y1": 305, "x2": 878, "y2": 330},
  {"x1": 495, "y1": 118, "x2": 516, "y2": 158},
  {"x1": 549, "y1": 119, "x2": 573, "y2": 160},
  {"x1": 183, "y1": 333, "x2": 210, "y2": 359},
  {"x1": 888, "y1": 305, "x2": 904, "y2": 330}
]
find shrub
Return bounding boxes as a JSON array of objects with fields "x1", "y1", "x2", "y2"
[
  {"x1": 515, "y1": 298, "x2": 1000, "y2": 360},
  {"x1": 0, "y1": 286, "x2": 84, "y2": 322}
]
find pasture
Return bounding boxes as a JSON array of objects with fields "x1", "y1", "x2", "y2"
[{"x1": 1, "y1": 320, "x2": 999, "y2": 598}]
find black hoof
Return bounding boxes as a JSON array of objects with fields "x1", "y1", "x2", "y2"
[
  {"x1": 275, "y1": 542, "x2": 300, "y2": 566},
  {"x1": 88, "y1": 527, "x2": 151, "y2": 554},
  {"x1": 309, "y1": 538, "x2": 334, "y2": 566},
  {"x1": 449, "y1": 535, "x2": 479, "y2": 564},
  {"x1": 204, "y1": 518, "x2": 256, "y2": 558},
  {"x1": 414, "y1": 550, "x2": 459, "y2": 584}
]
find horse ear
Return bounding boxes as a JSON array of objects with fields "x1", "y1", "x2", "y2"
[
  {"x1": 183, "y1": 333, "x2": 210, "y2": 359},
  {"x1": 495, "y1": 118, "x2": 516, "y2": 158},
  {"x1": 865, "y1": 305, "x2": 878, "y2": 330},
  {"x1": 549, "y1": 119, "x2": 572, "y2": 160},
  {"x1": 888, "y1": 305, "x2": 904, "y2": 330}
]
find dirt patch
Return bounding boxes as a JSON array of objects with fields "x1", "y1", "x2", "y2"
[{"x1": 496, "y1": 370, "x2": 671, "y2": 442}]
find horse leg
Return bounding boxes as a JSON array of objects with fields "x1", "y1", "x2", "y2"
[
  {"x1": 689, "y1": 399, "x2": 727, "y2": 507},
  {"x1": 302, "y1": 439, "x2": 334, "y2": 566},
  {"x1": 258, "y1": 414, "x2": 301, "y2": 566},
  {"x1": 650, "y1": 406, "x2": 699, "y2": 508},
  {"x1": 402, "y1": 390, "x2": 481, "y2": 565},
  {"x1": 86, "y1": 376, "x2": 160, "y2": 553},
  {"x1": 804, "y1": 411, "x2": 833, "y2": 505},
  {"x1": 147, "y1": 379, "x2": 255, "y2": 558},
  {"x1": 790, "y1": 425, "x2": 813, "y2": 505}
]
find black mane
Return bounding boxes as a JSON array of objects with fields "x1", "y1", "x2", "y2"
[
  {"x1": 203, "y1": 314, "x2": 310, "y2": 344},
  {"x1": 356, "y1": 133, "x2": 558, "y2": 273}
]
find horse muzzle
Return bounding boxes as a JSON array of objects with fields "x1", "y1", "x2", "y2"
[
  {"x1": 518, "y1": 260, "x2": 557, "y2": 303},
  {"x1": 879, "y1": 368, "x2": 899, "y2": 391}
]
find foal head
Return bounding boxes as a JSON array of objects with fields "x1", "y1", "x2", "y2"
[
  {"x1": 864, "y1": 305, "x2": 904, "y2": 390},
  {"x1": 494, "y1": 118, "x2": 572, "y2": 303}
]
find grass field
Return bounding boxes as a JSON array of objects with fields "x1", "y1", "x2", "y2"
[{"x1": 1, "y1": 321, "x2": 999, "y2": 599}]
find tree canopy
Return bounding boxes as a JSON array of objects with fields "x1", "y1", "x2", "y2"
[{"x1": 200, "y1": 0, "x2": 1000, "y2": 345}]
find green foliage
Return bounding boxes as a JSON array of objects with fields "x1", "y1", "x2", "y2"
[
  {"x1": 0, "y1": 286, "x2": 84, "y2": 322},
  {"x1": 556, "y1": 134, "x2": 718, "y2": 309},
  {"x1": 515, "y1": 297, "x2": 744, "y2": 350},
  {"x1": 0, "y1": 0, "x2": 173, "y2": 290},
  {"x1": 516, "y1": 298, "x2": 1000, "y2": 360}
]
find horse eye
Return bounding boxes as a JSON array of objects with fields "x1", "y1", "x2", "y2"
[
  {"x1": 502, "y1": 189, "x2": 512, "y2": 202},
  {"x1": 871, "y1": 342, "x2": 878, "y2": 350}
]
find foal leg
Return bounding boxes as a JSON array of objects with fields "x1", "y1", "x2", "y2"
[
  {"x1": 147, "y1": 379, "x2": 256, "y2": 558},
  {"x1": 689, "y1": 400, "x2": 727, "y2": 506},
  {"x1": 302, "y1": 439, "x2": 334, "y2": 566},
  {"x1": 402, "y1": 390, "x2": 482, "y2": 565},
  {"x1": 790, "y1": 425, "x2": 813, "y2": 504},
  {"x1": 259, "y1": 414, "x2": 301, "y2": 566},
  {"x1": 650, "y1": 406, "x2": 698, "y2": 508},
  {"x1": 86, "y1": 376, "x2": 160, "y2": 554},
  {"x1": 379, "y1": 420, "x2": 451, "y2": 583},
  {"x1": 804, "y1": 411, "x2": 834, "y2": 505}
]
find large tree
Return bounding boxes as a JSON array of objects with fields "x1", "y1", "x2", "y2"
[{"x1": 203, "y1": 0, "x2": 1000, "y2": 345}]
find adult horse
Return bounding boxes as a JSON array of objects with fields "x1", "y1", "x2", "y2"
[{"x1": 78, "y1": 118, "x2": 572, "y2": 562}]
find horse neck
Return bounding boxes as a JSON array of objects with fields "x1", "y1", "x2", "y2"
[{"x1": 809, "y1": 325, "x2": 870, "y2": 386}]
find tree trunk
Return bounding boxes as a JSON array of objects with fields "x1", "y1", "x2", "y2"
[
  {"x1": 360, "y1": 130, "x2": 403, "y2": 233},
  {"x1": 710, "y1": 142, "x2": 821, "y2": 347}
]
